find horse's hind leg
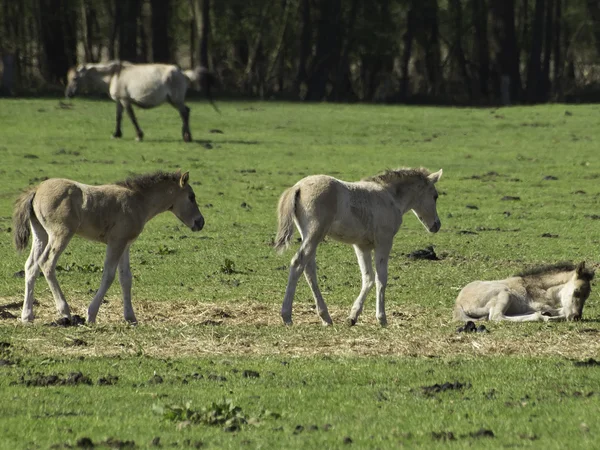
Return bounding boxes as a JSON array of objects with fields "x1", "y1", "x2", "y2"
[
  {"x1": 87, "y1": 240, "x2": 128, "y2": 324},
  {"x1": 281, "y1": 232, "x2": 323, "y2": 325},
  {"x1": 21, "y1": 219, "x2": 48, "y2": 322},
  {"x1": 304, "y1": 257, "x2": 332, "y2": 326},
  {"x1": 118, "y1": 245, "x2": 136, "y2": 323},
  {"x1": 347, "y1": 245, "x2": 374, "y2": 326},
  {"x1": 113, "y1": 102, "x2": 123, "y2": 138},
  {"x1": 179, "y1": 105, "x2": 192, "y2": 142},
  {"x1": 38, "y1": 231, "x2": 74, "y2": 319},
  {"x1": 125, "y1": 104, "x2": 144, "y2": 141}
]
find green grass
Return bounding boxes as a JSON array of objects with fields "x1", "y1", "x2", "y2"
[{"x1": 0, "y1": 98, "x2": 599, "y2": 448}]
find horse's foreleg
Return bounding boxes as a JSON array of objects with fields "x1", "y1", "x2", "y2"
[
  {"x1": 125, "y1": 104, "x2": 144, "y2": 141},
  {"x1": 347, "y1": 245, "x2": 374, "y2": 326},
  {"x1": 304, "y1": 257, "x2": 332, "y2": 326},
  {"x1": 178, "y1": 105, "x2": 192, "y2": 142},
  {"x1": 38, "y1": 232, "x2": 74, "y2": 319},
  {"x1": 87, "y1": 241, "x2": 127, "y2": 324},
  {"x1": 374, "y1": 242, "x2": 392, "y2": 326},
  {"x1": 118, "y1": 245, "x2": 136, "y2": 323},
  {"x1": 113, "y1": 102, "x2": 123, "y2": 138},
  {"x1": 21, "y1": 222, "x2": 48, "y2": 322}
]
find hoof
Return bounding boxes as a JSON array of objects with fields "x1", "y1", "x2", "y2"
[
  {"x1": 346, "y1": 317, "x2": 357, "y2": 327},
  {"x1": 377, "y1": 318, "x2": 388, "y2": 327},
  {"x1": 281, "y1": 316, "x2": 293, "y2": 326},
  {"x1": 321, "y1": 319, "x2": 333, "y2": 327},
  {"x1": 135, "y1": 135, "x2": 144, "y2": 142},
  {"x1": 125, "y1": 317, "x2": 138, "y2": 325},
  {"x1": 112, "y1": 131, "x2": 122, "y2": 139},
  {"x1": 21, "y1": 315, "x2": 34, "y2": 324},
  {"x1": 183, "y1": 133, "x2": 192, "y2": 142}
]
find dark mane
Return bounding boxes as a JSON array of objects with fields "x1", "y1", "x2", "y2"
[
  {"x1": 362, "y1": 167, "x2": 431, "y2": 185},
  {"x1": 115, "y1": 170, "x2": 181, "y2": 191},
  {"x1": 516, "y1": 262, "x2": 594, "y2": 281}
]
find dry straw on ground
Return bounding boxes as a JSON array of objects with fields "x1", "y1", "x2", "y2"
[{"x1": 1, "y1": 296, "x2": 599, "y2": 360}]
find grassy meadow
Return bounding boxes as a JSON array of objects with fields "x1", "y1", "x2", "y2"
[{"x1": 0, "y1": 98, "x2": 599, "y2": 449}]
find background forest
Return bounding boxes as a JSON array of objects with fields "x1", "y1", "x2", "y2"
[{"x1": 1, "y1": 0, "x2": 600, "y2": 105}]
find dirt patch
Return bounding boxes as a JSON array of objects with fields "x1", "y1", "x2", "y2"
[
  {"x1": 574, "y1": 358, "x2": 600, "y2": 367},
  {"x1": 406, "y1": 246, "x2": 439, "y2": 261},
  {"x1": 14, "y1": 371, "x2": 92, "y2": 387},
  {"x1": 421, "y1": 381, "x2": 470, "y2": 396},
  {"x1": 46, "y1": 315, "x2": 86, "y2": 327}
]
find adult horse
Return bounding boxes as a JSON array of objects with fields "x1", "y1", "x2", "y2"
[
  {"x1": 65, "y1": 61, "x2": 218, "y2": 142},
  {"x1": 275, "y1": 167, "x2": 443, "y2": 327},
  {"x1": 13, "y1": 170, "x2": 204, "y2": 324},
  {"x1": 454, "y1": 262, "x2": 594, "y2": 322}
]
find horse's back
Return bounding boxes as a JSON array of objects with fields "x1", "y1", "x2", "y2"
[{"x1": 112, "y1": 64, "x2": 184, "y2": 106}]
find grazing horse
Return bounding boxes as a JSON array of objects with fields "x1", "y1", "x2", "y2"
[
  {"x1": 275, "y1": 167, "x2": 443, "y2": 326},
  {"x1": 454, "y1": 262, "x2": 595, "y2": 322},
  {"x1": 13, "y1": 171, "x2": 205, "y2": 324},
  {"x1": 65, "y1": 61, "x2": 218, "y2": 142}
]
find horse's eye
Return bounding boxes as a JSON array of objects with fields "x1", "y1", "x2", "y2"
[
  {"x1": 434, "y1": 193, "x2": 439, "y2": 201},
  {"x1": 574, "y1": 290, "x2": 581, "y2": 298}
]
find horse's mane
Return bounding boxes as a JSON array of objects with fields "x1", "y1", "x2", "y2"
[
  {"x1": 115, "y1": 171, "x2": 181, "y2": 191},
  {"x1": 363, "y1": 167, "x2": 431, "y2": 185},
  {"x1": 516, "y1": 262, "x2": 595, "y2": 281}
]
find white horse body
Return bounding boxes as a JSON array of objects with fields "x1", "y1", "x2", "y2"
[
  {"x1": 454, "y1": 262, "x2": 594, "y2": 322},
  {"x1": 275, "y1": 168, "x2": 442, "y2": 327},
  {"x1": 66, "y1": 61, "x2": 216, "y2": 142}
]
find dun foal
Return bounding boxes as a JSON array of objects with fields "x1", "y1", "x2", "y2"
[
  {"x1": 65, "y1": 61, "x2": 218, "y2": 142},
  {"x1": 454, "y1": 262, "x2": 594, "y2": 322},
  {"x1": 275, "y1": 168, "x2": 443, "y2": 326},
  {"x1": 13, "y1": 171, "x2": 204, "y2": 324}
]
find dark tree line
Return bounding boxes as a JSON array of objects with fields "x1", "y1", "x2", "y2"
[{"x1": 1, "y1": 0, "x2": 599, "y2": 104}]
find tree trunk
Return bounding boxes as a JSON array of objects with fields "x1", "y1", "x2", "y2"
[
  {"x1": 117, "y1": 0, "x2": 141, "y2": 62},
  {"x1": 193, "y1": 0, "x2": 210, "y2": 68},
  {"x1": 553, "y1": 0, "x2": 562, "y2": 97},
  {"x1": 422, "y1": 0, "x2": 442, "y2": 95},
  {"x1": 400, "y1": 1, "x2": 417, "y2": 100},
  {"x1": 472, "y1": 0, "x2": 490, "y2": 100},
  {"x1": 38, "y1": 0, "x2": 77, "y2": 83},
  {"x1": 150, "y1": 0, "x2": 170, "y2": 62},
  {"x1": 525, "y1": 0, "x2": 545, "y2": 103},
  {"x1": 449, "y1": 0, "x2": 471, "y2": 99},
  {"x1": 306, "y1": 0, "x2": 342, "y2": 101},
  {"x1": 586, "y1": 0, "x2": 600, "y2": 57},
  {"x1": 333, "y1": 0, "x2": 359, "y2": 101},
  {"x1": 541, "y1": 0, "x2": 554, "y2": 100},
  {"x1": 490, "y1": 0, "x2": 522, "y2": 103},
  {"x1": 295, "y1": 0, "x2": 310, "y2": 95}
]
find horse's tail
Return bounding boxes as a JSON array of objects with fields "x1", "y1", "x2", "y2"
[
  {"x1": 274, "y1": 186, "x2": 300, "y2": 253},
  {"x1": 184, "y1": 66, "x2": 220, "y2": 114},
  {"x1": 12, "y1": 188, "x2": 37, "y2": 253}
]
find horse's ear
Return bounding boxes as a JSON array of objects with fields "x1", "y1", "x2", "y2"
[
  {"x1": 576, "y1": 261, "x2": 586, "y2": 278},
  {"x1": 180, "y1": 171, "x2": 190, "y2": 187},
  {"x1": 428, "y1": 169, "x2": 443, "y2": 184}
]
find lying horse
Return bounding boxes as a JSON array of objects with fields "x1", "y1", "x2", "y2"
[
  {"x1": 13, "y1": 171, "x2": 205, "y2": 324},
  {"x1": 454, "y1": 262, "x2": 594, "y2": 322},
  {"x1": 275, "y1": 167, "x2": 443, "y2": 326},
  {"x1": 65, "y1": 61, "x2": 218, "y2": 142}
]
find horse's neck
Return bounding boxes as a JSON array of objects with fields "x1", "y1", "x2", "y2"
[
  {"x1": 388, "y1": 182, "x2": 416, "y2": 215},
  {"x1": 138, "y1": 185, "x2": 177, "y2": 222},
  {"x1": 88, "y1": 63, "x2": 119, "y2": 92}
]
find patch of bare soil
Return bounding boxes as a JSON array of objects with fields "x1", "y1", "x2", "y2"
[{"x1": 3, "y1": 297, "x2": 600, "y2": 359}]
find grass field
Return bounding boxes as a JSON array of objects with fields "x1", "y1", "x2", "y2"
[{"x1": 0, "y1": 98, "x2": 599, "y2": 449}]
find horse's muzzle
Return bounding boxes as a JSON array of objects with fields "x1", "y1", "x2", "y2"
[
  {"x1": 191, "y1": 216, "x2": 204, "y2": 232},
  {"x1": 429, "y1": 219, "x2": 441, "y2": 233}
]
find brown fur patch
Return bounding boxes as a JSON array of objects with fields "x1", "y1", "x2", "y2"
[
  {"x1": 362, "y1": 167, "x2": 431, "y2": 186},
  {"x1": 115, "y1": 170, "x2": 182, "y2": 192},
  {"x1": 517, "y1": 262, "x2": 595, "y2": 282}
]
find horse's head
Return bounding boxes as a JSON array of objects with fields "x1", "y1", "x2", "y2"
[
  {"x1": 170, "y1": 171, "x2": 205, "y2": 232},
  {"x1": 411, "y1": 169, "x2": 443, "y2": 233},
  {"x1": 561, "y1": 262, "x2": 594, "y2": 320},
  {"x1": 65, "y1": 65, "x2": 88, "y2": 98}
]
